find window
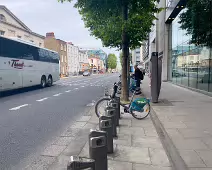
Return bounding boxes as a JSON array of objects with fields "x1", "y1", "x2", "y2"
[
  {"x1": 39, "y1": 43, "x2": 42, "y2": 47},
  {"x1": 0, "y1": 14, "x2": 6, "y2": 22},
  {"x1": 61, "y1": 55, "x2": 63, "y2": 62},
  {"x1": 64, "y1": 56, "x2": 66, "y2": 62},
  {"x1": 0, "y1": 36, "x2": 59, "y2": 63},
  {"x1": 17, "y1": 35, "x2": 22, "y2": 38},
  {"x1": 61, "y1": 44, "x2": 63, "y2": 50},
  {"x1": 64, "y1": 45, "x2": 66, "y2": 51},
  {"x1": 0, "y1": 30, "x2": 5, "y2": 36}
]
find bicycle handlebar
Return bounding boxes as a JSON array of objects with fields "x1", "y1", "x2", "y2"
[{"x1": 111, "y1": 83, "x2": 118, "y2": 98}]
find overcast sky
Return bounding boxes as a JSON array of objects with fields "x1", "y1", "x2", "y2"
[{"x1": 1, "y1": 0, "x2": 120, "y2": 57}]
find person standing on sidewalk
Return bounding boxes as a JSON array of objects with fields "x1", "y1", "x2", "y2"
[{"x1": 134, "y1": 65, "x2": 144, "y2": 93}]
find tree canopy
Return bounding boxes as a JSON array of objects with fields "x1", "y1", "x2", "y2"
[
  {"x1": 58, "y1": 0, "x2": 161, "y2": 50},
  {"x1": 107, "y1": 53, "x2": 117, "y2": 69},
  {"x1": 179, "y1": 0, "x2": 212, "y2": 47}
]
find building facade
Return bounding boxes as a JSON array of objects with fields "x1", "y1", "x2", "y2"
[
  {"x1": 152, "y1": 0, "x2": 212, "y2": 94},
  {"x1": 44, "y1": 32, "x2": 68, "y2": 77},
  {"x1": 132, "y1": 48, "x2": 141, "y2": 65},
  {"x1": 67, "y1": 42, "x2": 79, "y2": 75},
  {"x1": 0, "y1": 5, "x2": 44, "y2": 47},
  {"x1": 79, "y1": 50, "x2": 89, "y2": 73},
  {"x1": 79, "y1": 48, "x2": 107, "y2": 72}
]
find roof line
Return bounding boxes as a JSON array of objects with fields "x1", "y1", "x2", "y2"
[{"x1": 0, "y1": 5, "x2": 31, "y2": 31}]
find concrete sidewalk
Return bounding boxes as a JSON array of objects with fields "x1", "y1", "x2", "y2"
[
  {"x1": 25, "y1": 93, "x2": 171, "y2": 169},
  {"x1": 141, "y1": 76, "x2": 212, "y2": 170}
]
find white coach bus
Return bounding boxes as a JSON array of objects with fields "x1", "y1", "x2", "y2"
[{"x1": 0, "y1": 36, "x2": 60, "y2": 92}]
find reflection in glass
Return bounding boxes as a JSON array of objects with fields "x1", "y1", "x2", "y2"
[
  {"x1": 171, "y1": 6, "x2": 212, "y2": 93},
  {"x1": 188, "y1": 47, "x2": 199, "y2": 89}
]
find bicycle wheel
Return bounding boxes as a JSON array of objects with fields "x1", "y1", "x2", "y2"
[
  {"x1": 131, "y1": 103, "x2": 150, "y2": 120},
  {"x1": 95, "y1": 97, "x2": 111, "y2": 117}
]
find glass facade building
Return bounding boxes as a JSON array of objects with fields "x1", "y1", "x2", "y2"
[{"x1": 171, "y1": 9, "x2": 212, "y2": 93}]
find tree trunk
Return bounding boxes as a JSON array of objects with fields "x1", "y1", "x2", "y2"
[{"x1": 121, "y1": 0, "x2": 129, "y2": 101}]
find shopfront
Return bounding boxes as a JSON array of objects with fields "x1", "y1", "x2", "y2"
[{"x1": 171, "y1": 8, "x2": 212, "y2": 93}]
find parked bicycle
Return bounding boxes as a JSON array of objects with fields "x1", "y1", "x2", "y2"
[{"x1": 95, "y1": 79, "x2": 150, "y2": 120}]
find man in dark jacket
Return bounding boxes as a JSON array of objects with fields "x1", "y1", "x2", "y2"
[{"x1": 134, "y1": 65, "x2": 143, "y2": 89}]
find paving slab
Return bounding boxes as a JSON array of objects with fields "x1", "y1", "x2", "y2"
[
  {"x1": 48, "y1": 155, "x2": 70, "y2": 170},
  {"x1": 60, "y1": 128, "x2": 80, "y2": 137},
  {"x1": 77, "y1": 116, "x2": 91, "y2": 122},
  {"x1": 52, "y1": 137, "x2": 75, "y2": 146},
  {"x1": 133, "y1": 163, "x2": 172, "y2": 170},
  {"x1": 179, "y1": 150, "x2": 206, "y2": 168},
  {"x1": 113, "y1": 145, "x2": 150, "y2": 164},
  {"x1": 132, "y1": 136, "x2": 163, "y2": 149},
  {"x1": 172, "y1": 139, "x2": 208, "y2": 150},
  {"x1": 41, "y1": 145, "x2": 67, "y2": 157},
  {"x1": 178, "y1": 129, "x2": 212, "y2": 138},
  {"x1": 143, "y1": 127, "x2": 159, "y2": 137},
  {"x1": 119, "y1": 126, "x2": 145, "y2": 136},
  {"x1": 24, "y1": 156, "x2": 56, "y2": 170},
  {"x1": 108, "y1": 160, "x2": 132, "y2": 170},
  {"x1": 114, "y1": 133, "x2": 132, "y2": 146},
  {"x1": 149, "y1": 148, "x2": 171, "y2": 166},
  {"x1": 70, "y1": 121, "x2": 86, "y2": 128},
  {"x1": 196, "y1": 150, "x2": 212, "y2": 167}
]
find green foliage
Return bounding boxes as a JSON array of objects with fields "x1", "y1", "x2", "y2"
[
  {"x1": 119, "y1": 51, "x2": 132, "y2": 66},
  {"x1": 179, "y1": 0, "x2": 212, "y2": 47},
  {"x1": 58, "y1": 0, "x2": 162, "y2": 50},
  {"x1": 107, "y1": 53, "x2": 117, "y2": 69}
]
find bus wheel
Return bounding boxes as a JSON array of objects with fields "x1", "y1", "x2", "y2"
[
  {"x1": 47, "y1": 75, "x2": 53, "y2": 87},
  {"x1": 41, "y1": 76, "x2": 46, "y2": 88}
]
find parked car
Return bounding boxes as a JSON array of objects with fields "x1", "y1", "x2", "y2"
[{"x1": 83, "y1": 71, "x2": 91, "y2": 76}]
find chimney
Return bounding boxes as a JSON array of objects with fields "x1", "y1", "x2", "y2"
[
  {"x1": 67, "y1": 42, "x2": 73, "y2": 45},
  {"x1": 46, "y1": 32, "x2": 55, "y2": 38}
]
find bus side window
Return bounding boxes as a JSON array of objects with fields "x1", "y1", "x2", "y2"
[{"x1": 22, "y1": 44, "x2": 33, "y2": 60}]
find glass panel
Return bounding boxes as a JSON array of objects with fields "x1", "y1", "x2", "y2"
[
  {"x1": 181, "y1": 41, "x2": 190, "y2": 87},
  {"x1": 197, "y1": 46, "x2": 211, "y2": 91},
  {"x1": 188, "y1": 46, "x2": 198, "y2": 89},
  {"x1": 209, "y1": 48, "x2": 212, "y2": 92}
]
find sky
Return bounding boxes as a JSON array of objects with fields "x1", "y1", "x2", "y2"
[{"x1": 1, "y1": 0, "x2": 120, "y2": 58}]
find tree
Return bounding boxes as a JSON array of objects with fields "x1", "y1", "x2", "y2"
[
  {"x1": 58, "y1": 0, "x2": 161, "y2": 101},
  {"x1": 107, "y1": 53, "x2": 117, "y2": 69},
  {"x1": 119, "y1": 51, "x2": 132, "y2": 66},
  {"x1": 179, "y1": 0, "x2": 212, "y2": 47}
]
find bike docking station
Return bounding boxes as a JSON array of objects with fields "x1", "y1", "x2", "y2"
[
  {"x1": 89, "y1": 129, "x2": 108, "y2": 170},
  {"x1": 108, "y1": 100, "x2": 120, "y2": 126},
  {"x1": 99, "y1": 116, "x2": 113, "y2": 154},
  {"x1": 105, "y1": 106, "x2": 117, "y2": 137},
  {"x1": 67, "y1": 156, "x2": 95, "y2": 170}
]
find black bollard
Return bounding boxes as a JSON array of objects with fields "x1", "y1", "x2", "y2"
[
  {"x1": 89, "y1": 130, "x2": 107, "y2": 170},
  {"x1": 99, "y1": 116, "x2": 113, "y2": 153},
  {"x1": 105, "y1": 106, "x2": 117, "y2": 137},
  {"x1": 67, "y1": 156, "x2": 95, "y2": 170}
]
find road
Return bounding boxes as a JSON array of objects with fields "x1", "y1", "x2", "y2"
[{"x1": 0, "y1": 73, "x2": 118, "y2": 169}]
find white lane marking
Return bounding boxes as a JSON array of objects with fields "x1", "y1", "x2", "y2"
[
  {"x1": 9, "y1": 104, "x2": 29, "y2": 111},
  {"x1": 74, "y1": 88, "x2": 79, "y2": 90},
  {"x1": 65, "y1": 90, "x2": 72, "y2": 93},
  {"x1": 69, "y1": 84, "x2": 72, "y2": 86},
  {"x1": 53, "y1": 93, "x2": 62, "y2": 97},
  {"x1": 36, "y1": 97, "x2": 48, "y2": 102},
  {"x1": 81, "y1": 86, "x2": 85, "y2": 88}
]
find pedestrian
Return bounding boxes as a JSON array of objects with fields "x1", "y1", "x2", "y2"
[{"x1": 134, "y1": 65, "x2": 144, "y2": 94}]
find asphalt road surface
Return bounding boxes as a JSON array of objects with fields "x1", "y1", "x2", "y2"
[{"x1": 0, "y1": 73, "x2": 118, "y2": 169}]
